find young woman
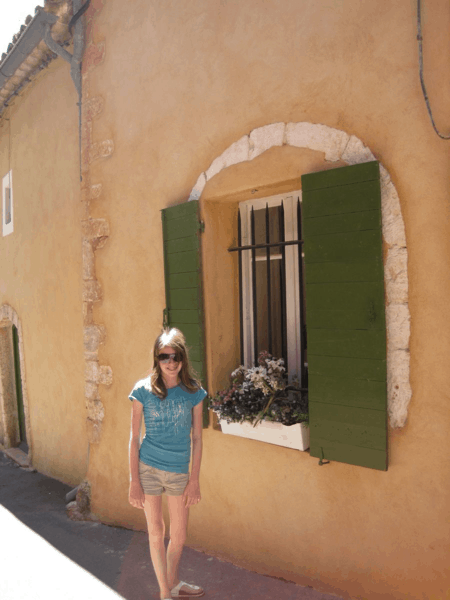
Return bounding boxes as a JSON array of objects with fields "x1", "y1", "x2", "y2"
[{"x1": 128, "y1": 328, "x2": 207, "y2": 600}]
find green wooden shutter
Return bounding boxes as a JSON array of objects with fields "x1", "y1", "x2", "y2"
[
  {"x1": 161, "y1": 200, "x2": 208, "y2": 427},
  {"x1": 301, "y1": 161, "x2": 387, "y2": 471}
]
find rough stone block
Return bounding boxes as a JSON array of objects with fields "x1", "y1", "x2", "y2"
[
  {"x1": 82, "y1": 218, "x2": 110, "y2": 240},
  {"x1": 83, "y1": 280, "x2": 102, "y2": 303},
  {"x1": 83, "y1": 41, "x2": 106, "y2": 74},
  {"x1": 76, "y1": 480, "x2": 91, "y2": 514},
  {"x1": 85, "y1": 360, "x2": 99, "y2": 383},
  {"x1": 249, "y1": 123, "x2": 285, "y2": 160},
  {"x1": 85, "y1": 382, "x2": 99, "y2": 401},
  {"x1": 385, "y1": 247, "x2": 409, "y2": 304},
  {"x1": 82, "y1": 240, "x2": 95, "y2": 280},
  {"x1": 387, "y1": 349, "x2": 412, "y2": 428},
  {"x1": 381, "y1": 181, "x2": 407, "y2": 246},
  {"x1": 89, "y1": 139, "x2": 114, "y2": 163},
  {"x1": 189, "y1": 172, "x2": 206, "y2": 202},
  {"x1": 206, "y1": 135, "x2": 249, "y2": 180},
  {"x1": 341, "y1": 135, "x2": 376, "y2": 165},
  {"x1": 84, "y1": 325, "x2": 106, "y2": 352},
  {"x1": 81, "y1": 183, "x2": 103, "y2": 203},
  {"x1": 83, "y1": 96, "x2": 104, "y2": 122},
  {"x1": 386, "y1": 304, "x2": 410, "y2": 351},
  {"x1": 83, "y1": 302, "x2": 94, "y2": 326},
  {"x1": 286, "y1": 122, "x2": 349, "y2": 162},
  {"x1": 86, "y1": 398, "x2": 104, "y2": 421}
]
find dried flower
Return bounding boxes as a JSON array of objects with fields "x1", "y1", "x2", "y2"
[{"x1": 209, "y1": 352, "x2": 308, "y2": 426}]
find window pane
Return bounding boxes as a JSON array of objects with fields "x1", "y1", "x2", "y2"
[
  {"x1": 255, "y1": 258, "x2": 284, "y2": 359},
  {"x1": 253, "y1": 206, "x2": 281, "y2": 258}
]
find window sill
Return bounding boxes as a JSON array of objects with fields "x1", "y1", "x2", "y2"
[{"x1": 219, "y1": 418, "x2": 310, "y2": 451}]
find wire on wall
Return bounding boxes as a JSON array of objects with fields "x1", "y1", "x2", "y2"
[{"x1": 417, "y1": 0, "x2": 450, "y2": 140}]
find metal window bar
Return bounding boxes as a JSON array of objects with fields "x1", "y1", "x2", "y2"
[
  {"x1": 265, "y1": 203, "x2": 273, "y2": 355},
  {"x1": 229, "y1": 201, "x2": 306, "y2": 381},
  {"x1": 250, "y1": 207, "x2": 258, "y2": 365},
  {"x1": 279, "y1": 201, "x2": 288, "y2": 367},
  {"x1": 238, "y1": 211, "x2": 244, "y2": 365}
]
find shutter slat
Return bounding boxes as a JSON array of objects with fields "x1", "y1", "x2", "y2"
[
  {"x1": 301, "y1": 161, "x2": 379, "y2": 191},
  {"x1": 165, "y1": 236, "x2": 199, "y2": 255},
  {"x1": 302, "y1": 180, "x2": 381, "y2": 218},
  {"x1": 308, "y1": 329, "x2": 386, "y2": 360},
  {"x1": 309, "y1": 374, "x2": 386, "y2": 410},
  {"x1": 168, "y1": 272, "x2": 199, "y2": 290},
  {"x1": 305, "y1": 259, "x2": 383, "y2": 284},
  {"x1": 162, "y1": 201, "x2": 208, "y2": 427},
  {"x1": 309, "y1": 355, "x2": 386, "y2": 382},
  {"x1": 164, "y1": 214, "x2": 199, "y2": 241},
  {"x1": 309, "y1": 439, "x2": 387, "y2": 471},
  {"x1": 303, "y1": 209, "x2": 381, "y2": 237},
  {"x1": 310, "y1": 403, "x2": 386, "y2": 450},
  {"x1": 307, "y1": 308, "x2": 384, "y2": 330},
  {"x1": 304, "y1": 229, "x2": 382, "y2": 263},
  {"x1": 166, "y1": 251, "x2": 199, "y2": 275},
  {"x1": 167, "y1": 289, "x2": 200, "y2": 310},
  {"x1": 302, "y1": 161, "x2": 387, "y2": 471}
]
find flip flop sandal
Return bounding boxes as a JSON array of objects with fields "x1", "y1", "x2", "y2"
[{"x1": 171, "y1": 580, "x2": 205, "y2": 598}]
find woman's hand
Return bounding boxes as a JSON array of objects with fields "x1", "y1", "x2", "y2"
[
  {"x1": 129, "y1": 481, "x2": 145, "y2": 509},
  {"x1": 182, "y1": 478, "x2": 201, "y2": 508}
]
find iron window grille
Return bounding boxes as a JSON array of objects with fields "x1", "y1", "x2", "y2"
[{"x1": 228, "y1": 192, "x2": 307, "y2": 389}]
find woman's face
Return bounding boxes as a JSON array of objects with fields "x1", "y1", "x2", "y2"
[{"x1": 158, "y1": 345, "x2": 183, "y2": 381}]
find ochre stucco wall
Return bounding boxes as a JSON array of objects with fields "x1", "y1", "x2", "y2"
[
  {"x1": 79, "y1": 1, "x2": 450, "y2": 598},
  {"x1": 0, "y1": 60, "x2": 88, "y2": 485}
]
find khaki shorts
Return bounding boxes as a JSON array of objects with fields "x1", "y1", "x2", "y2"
[{"x1": 139, "y1": 460, "x2": 189, "y2": 496}]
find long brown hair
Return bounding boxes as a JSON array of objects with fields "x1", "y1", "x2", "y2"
[{"x1": 150, "y1": 328, "x2": 201, "y2": 399}]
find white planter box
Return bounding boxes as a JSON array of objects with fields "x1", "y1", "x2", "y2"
[{"x1": 219, "y1": 418, "x2": 309, "y2": 451}]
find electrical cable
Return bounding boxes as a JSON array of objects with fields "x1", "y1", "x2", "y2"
[{"x1": 417, "y1": 0, "x2": 450, "y2": 139}]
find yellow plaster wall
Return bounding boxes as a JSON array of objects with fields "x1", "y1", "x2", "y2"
[
  {"x1": 83, "y1": 0, "x2": 450, "y2": 598},
  {"x1": 0, "y1": 61, "x2": 88, "y2": 484}
]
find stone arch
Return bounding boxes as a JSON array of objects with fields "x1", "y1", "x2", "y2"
[
  {"x1": 188, "y1": 122, "x2": 411, "y2": 428},
  {"x1": 0, "y1": 304, "x2": 31, "y2": 453}
]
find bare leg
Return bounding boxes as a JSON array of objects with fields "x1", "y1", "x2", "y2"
[
  {"x1": 166, "y1": 494, "x2": 189, "y2": 589},
  {"x1": 143, "y1": 495, "x2": 172, "y2": 599}
]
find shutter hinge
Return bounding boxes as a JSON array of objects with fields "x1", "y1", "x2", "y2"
[
  {"x1": 198, "y1": 221, "x2": 205, "y2": 233},
  {"x1": 163, "y1": 308, "x2": 169, "y2": 328}
]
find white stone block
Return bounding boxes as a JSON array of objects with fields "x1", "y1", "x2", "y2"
[
  {"x1": 379, "y1": 164, "x2": 391, "y2": 187},
  {"x1": 387, "y1": 349, "x2": 412, "y2": 428},
  {"x1": 84, "y1": 382, "x2": 99, "y2": 401},
  {"x1": 286, "y1": 122, "x2": 349, "y2": 162},
  {"x1": 381, "y1": 181, "x2": 406, "y2": 247},
  {"x1": 86, "y1": 398, "x2": 105, "y2": 421},
  {"x1": 386, "y1": 304, "x2": 411, "y2": 351},
  {"x1": 341, "y1": 135, "x2": 376, "y2": 165},
  {"x1": 249, "y1": 123, "x2": 285, "y2": 160},
  {"x1": 385, "y1": 247, "x2": 409, "y2": 304},
  {"x1": 189, "y1": 172, "x2": 207, "y2": 201},
  {"x1": 206, "y1": 135, "x2": 249, "y2": 180}
]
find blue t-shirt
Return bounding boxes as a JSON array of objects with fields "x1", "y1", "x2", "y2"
[{"x1": 128, "y1": 377, "x2": 207, "y2": 474}]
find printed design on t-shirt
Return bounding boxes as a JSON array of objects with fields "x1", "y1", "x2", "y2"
[{"x1": 167, "y1": 395, "x2": 188, "y2": 437}]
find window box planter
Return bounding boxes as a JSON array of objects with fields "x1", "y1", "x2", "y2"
[{"x1": 219, "y1": 418, "x2": 309, "y2": 451}]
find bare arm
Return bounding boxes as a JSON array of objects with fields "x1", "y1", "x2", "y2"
[
  {"x1": 129, "y1": 399, "x2": 144, "y2": 509},
  {"x1": 182, "y1": 400, "x2": 203, "y2": 507}
]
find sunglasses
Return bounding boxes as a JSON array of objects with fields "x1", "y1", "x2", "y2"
[{"x1": 158, "y1": 353, "x2": 182, "y2": 364}]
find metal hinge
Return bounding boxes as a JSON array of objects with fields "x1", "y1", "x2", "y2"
[{"x1": 198, "y1": 221, "x2": 205, "y2": 233}]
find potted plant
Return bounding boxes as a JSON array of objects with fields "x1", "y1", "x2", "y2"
[{"x1": 210, "y1": 352, "x2": 309, "y2": 451}]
